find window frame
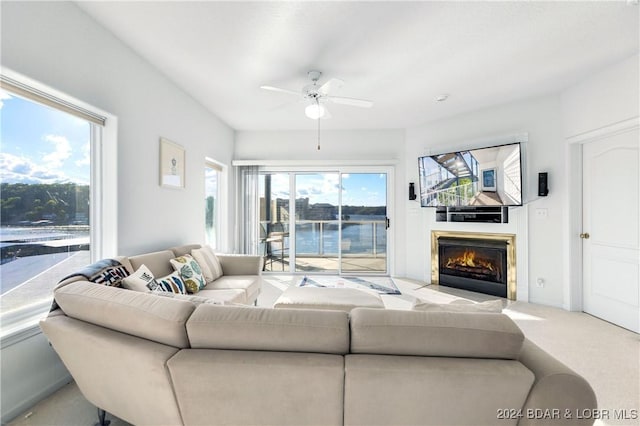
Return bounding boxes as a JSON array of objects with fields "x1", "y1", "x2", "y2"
[
  {"x1": 204, "y1": 157, "x2": 227, "y2": 251},
  {"x1": 0, "y1": 69, "x2": 118, "y2": 341}
]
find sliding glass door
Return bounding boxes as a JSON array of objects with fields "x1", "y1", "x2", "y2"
[
  {"x1": 259, "y1": 173, "x2": 291, "y2": 271},
  {"x1": 294, "y1": 173, "x2": 340, "y2": 273},
  {"x1": 258, "y1": 169, "x2": 390, "y2": 275},
  {"x1": 340, "y1": 173, "x2": 387, "y2": 273}
]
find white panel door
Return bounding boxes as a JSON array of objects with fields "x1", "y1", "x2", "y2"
[{"x1": 582, "y1": 128, "x2": 639, "y2": 332}]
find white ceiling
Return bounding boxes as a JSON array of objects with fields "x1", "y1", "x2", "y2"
[{"x1": 76, "y1": 1, "x2": 639, "y2": 131}]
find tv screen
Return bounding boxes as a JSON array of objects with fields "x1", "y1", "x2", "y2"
[{"x1": 418, "y1": 142, "x2": 522, "y2": 207}]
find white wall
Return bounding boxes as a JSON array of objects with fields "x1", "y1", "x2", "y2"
[
  {"x1": 562, "y1": 54, "x2": 639, "y2": 138},
  {"x1": 0, "y1": 2, "x2": 235, "y2": 421},
  {"x1": 1, "y1": 1, "x2": 236, "y2": 255},
  {"x1": 235, "y1": 129, "x2": 404, "y2": 162},
  {"x1": 405, "y1": 95, "x2": 566, "y2": 307},
  {"x1": 560, "y1": 54, "x2": 639, "y2": 311},
  {"x1": 235, "y1": 129, "x2": 407, "y2": 276}
]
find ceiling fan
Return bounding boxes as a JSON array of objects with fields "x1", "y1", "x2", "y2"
[{"x1": 260, "y1": 70, "x2": 373, "y2": 120}]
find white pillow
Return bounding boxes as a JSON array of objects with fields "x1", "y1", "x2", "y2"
[
  {"x1": 121, "y1": 264, "x2": 158, "y2": 293},
  {"x1": 412, "y1": 298, "x2": 503, "y2": 313},
  {"x1": 191, "y1": 245, "x2": 223, "y2": 282}
]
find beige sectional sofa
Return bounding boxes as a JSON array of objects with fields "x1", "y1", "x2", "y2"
[
  {"x1": 41, "y1": 250, "x2": 597, "y2": 426},
  {"x1": 55, "y1": 244, "x2": 263, "y2": 306}
]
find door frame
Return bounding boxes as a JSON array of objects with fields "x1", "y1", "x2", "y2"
[
  {"x1": 258, "y1": 165, "x2": 395, "y2": 276},
  {"x1": 564, "y1": 117, "x2": 640, "y2": 312}
]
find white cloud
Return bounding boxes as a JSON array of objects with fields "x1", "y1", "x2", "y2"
[
  {"x1": 0, "y1": 89, "x2": 12, "y2": 109},
  {"x1": 75, "y1": 141, "x2": 90, "y2": 167},
  {"x1": 0, "y1": 152, "x2": 75, "y2": 184},
  {"x1": 42, "y1": 134, "x2": 72, "y2": 169}
]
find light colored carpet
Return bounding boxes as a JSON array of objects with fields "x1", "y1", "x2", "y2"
[{"x1": 9, "y1": 276, "x2": 639, "y2": 426}]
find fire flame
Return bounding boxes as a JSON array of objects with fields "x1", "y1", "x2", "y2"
[{"x1": 445, "y1": 249, "x2": 495, "y2": 271}]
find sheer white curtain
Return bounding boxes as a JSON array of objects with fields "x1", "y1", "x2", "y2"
[{"x1": 235, "y1": 166, "x2": 260, "y2": 255}]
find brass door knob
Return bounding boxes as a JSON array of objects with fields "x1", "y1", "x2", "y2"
[{"x1": 580, "y1": 232, "x2": 590, "y2": 239}]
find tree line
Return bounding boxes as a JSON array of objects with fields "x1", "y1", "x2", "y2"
[
  {"x1": 341, "y1": 205, "x2": 386, "y2": 216},
  {"x1": 1, "y1": 183, "x2": 90, "y2": 225}
]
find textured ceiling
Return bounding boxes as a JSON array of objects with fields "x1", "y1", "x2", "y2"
[{"x1": 76, "y1": 1, "x2": 639, "y2": 131}]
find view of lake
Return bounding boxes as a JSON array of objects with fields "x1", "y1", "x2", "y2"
[{"x1": 290, "y1": 215, "x2": 387, "y2": 255}]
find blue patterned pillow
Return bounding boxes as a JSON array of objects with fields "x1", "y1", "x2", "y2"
[
  {"x1": 155, "y1": 271, "x2": 187, "y2": 294},
  {"x1": 170, "y1": 254, "x2": 206, "y2": 293},
  {"x1": 61, "y1": 259, "x2": 129, "y2": 287}
]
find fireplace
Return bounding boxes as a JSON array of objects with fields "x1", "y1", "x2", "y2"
[{"x1": 431, "y1": 231, "x2": 516, "y2": 300}]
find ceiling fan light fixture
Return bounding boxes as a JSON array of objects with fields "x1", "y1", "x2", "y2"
[{"x1": 305, "y1": 102, "x2": 325, "y2": 119}]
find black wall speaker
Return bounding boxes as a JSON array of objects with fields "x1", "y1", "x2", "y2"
[
  {"x1": 409, "y1": 182, "x2": 417, "y2": 200},
  {"x1": 538, "y1": 172, "x2": 549, "y2": 196}
]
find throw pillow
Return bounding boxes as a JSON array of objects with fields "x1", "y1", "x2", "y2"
[
  {"x1": 191, "y1": 246, "x2": 223, "y2": 282},
  {"x1": 121, "y1": 264, "x2": 159, "y2": 293},
  {"x1": 62, "y1": 259, "x2": 129, "y2": 287},
  {"x1": 155, "y1": 271, "x2": 187, "y2": 294},
  {"x1": 170, "y1": 254, "x2": 206, "y2": 293},
  {"x1": 412, "y1": 298, "x2": 503, "y2": 313}
]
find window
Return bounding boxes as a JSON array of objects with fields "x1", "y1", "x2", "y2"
[
  {"x1": 0, "y1": 73, "x2": 115, "y2": 336},
  {"x1": 205, "y1": 159, "x2": 224, "y2": 249},
  {"x1": 252, "y1": 168, "x2": 390, "y2": 274}
]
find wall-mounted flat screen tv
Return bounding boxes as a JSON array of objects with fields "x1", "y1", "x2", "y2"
[{"x1": 418, "y1": 142, "x2": 522, "y2": 207}]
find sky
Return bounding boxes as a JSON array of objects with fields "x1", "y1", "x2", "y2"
[
  {"x1": 0, "y1": 90, "x2": 91, "y2": 185},
  {"x1": 0, "y1": 90, "x2": 387, "y2": 208},
  {"x1": 264, "y1": 172, "x2": 387, "y2": 207}
]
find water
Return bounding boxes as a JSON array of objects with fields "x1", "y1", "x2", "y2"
[
  {"x1": 0, "y1": 226, "x2": 89, "y2": 247},
  {"x1": 294, "y1": 216, "x2": 387, "y2": 255}
]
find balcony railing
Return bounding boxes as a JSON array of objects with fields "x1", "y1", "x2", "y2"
[{"x1": 261, "y1": 219, "x2": 387, "y2": 258}]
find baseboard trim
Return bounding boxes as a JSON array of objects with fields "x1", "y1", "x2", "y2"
[{"x1": 1, "y1": 374, "x2": 72, "y2": 424}]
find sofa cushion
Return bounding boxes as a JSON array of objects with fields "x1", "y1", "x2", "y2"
[
  {"x1": 191, "y1": 246, "x2": 223, "y2": 282},
  {"x1": 128, "y1": 250, "x2": 175, "y2": 278},
  {"x1": 121, "y1": 265, "x2": 159, "y2": 293},
  {"x1": 187, "y1": 304, "x2": 350, "y2": 354},
  {"x1": 196, "y1": 288, "x2": 247, "y2": 305},
  {"x1": 53, "y1": 281, "x2": 195, "y2": 348},
  {"x1": 168, "y1": 350, "x2": 345, "y2": 426},
  {"x1": 216, "y1": 254, "x2": 263, "y2": 276},
  {"x1": 412, "y1": 299, "x2": 503, "y2": 313},
  {"x1": 170, "y1": 254, "x2": 206, "y2": 293},
  {"x1": 155, "y1": 271, "x2": 187, "y2": 294},
  {"x1": 350, "y1": 308, "x2": 524, "y2": 359},
  {"x1": 153, "y1": 291, "x2": 226, "y2": 306},
  {"x1": 206, "y1": 275, "x2": 260, "y2": 302},
  {"x1": 344, "y1": 354, "x2": 534, "y2": 426},
  {"x1": 170, "y1": 244, "x2": 202, "y2": 257}
]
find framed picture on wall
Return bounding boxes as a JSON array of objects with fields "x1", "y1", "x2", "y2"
[
  {"x1": 160, "y1": 137, "x2": 185, "y2": 189},
  {"x1": 481, "y1": 168, "x2": 497, "y2": 192}
]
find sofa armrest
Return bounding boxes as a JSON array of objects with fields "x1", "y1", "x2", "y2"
[
  {"x1": 517, "y1": 339, "x2": 597, "y2": 425},
  {"x1": 217, "y1": 254, "x2": 263, "y2": 276}
]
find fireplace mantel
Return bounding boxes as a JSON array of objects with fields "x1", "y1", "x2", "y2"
[{"x1": 431, "y1": 230, "x2": 517, "y2": 300}]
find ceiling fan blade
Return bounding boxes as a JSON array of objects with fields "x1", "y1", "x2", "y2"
[
  {"x1": 326, "y1": 96, "x2": 373, "y2": 108},
  {"x1": 260, "y1": 85, "x2": 300, "y2": 96},
  {"x1": 318, "y1": 78, "x2": 344, "y2": 96},
  {"x1": 321, "y1": 106, "x2": 332, "y2": 119}
]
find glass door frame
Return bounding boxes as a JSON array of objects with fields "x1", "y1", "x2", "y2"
[{"x1": 258, "y1": 165, "x2": 394, "y2": 276}]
